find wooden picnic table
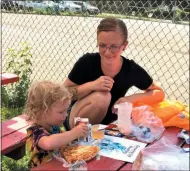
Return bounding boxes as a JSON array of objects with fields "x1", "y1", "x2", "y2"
[
  {"x1": 1, "y1": 114, "x2": 32, "y2": 160},
  {"x1": 31, "y1": 156, "x2": 125, "y2": 171},
  {"x1": 1, "y1": 73, "x2": 19, "y2": 85},
  {"x1": 31, "y1": 126, "x2": 185, "y2": 171}
]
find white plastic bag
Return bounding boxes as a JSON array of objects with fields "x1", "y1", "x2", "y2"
[
  {"x1": 132, "y1": 137, "x2": 189, "y2": 170},
  {"x1": 131, "y1": 105, "x2": 165, "y2": 142}
]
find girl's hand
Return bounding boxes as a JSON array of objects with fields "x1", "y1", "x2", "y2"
[
  {"x1": 72, "y1": 123, "x2": 89, "y2": 138},
  {"x1": 92, "y1": 76, "x2": 114, "y2": 92}
]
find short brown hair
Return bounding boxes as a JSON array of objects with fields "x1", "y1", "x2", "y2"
[
  {"x1": 97, "y1": 17, "x2": 128, "y2": 42},
  {"x1": 25, "y1": 80, "x2": 71, "y2": 121}
]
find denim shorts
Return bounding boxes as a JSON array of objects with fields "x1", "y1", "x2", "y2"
[{"x1": 63, "y1": 101, "x2": 74, "y2": 131}]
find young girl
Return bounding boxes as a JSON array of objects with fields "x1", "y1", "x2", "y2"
[{"x1": 25, "y1": 80, "x2": 89, "y2": 168}]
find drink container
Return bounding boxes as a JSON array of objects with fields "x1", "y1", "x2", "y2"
[
  {"x1": 74, "y1": 117, "x2": 92, "y2": 142},
  {"x1": 114, "y1": 102, "x2": 133, "y2": 135}
]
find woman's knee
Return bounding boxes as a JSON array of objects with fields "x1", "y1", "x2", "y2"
[{"x1": 91, "y1": 91, "x2": 111, "y2": 108}]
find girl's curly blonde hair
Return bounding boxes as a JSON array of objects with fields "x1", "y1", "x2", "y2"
[{"x1": 25, "y1": 80, "x2": 71, "y2": 121}]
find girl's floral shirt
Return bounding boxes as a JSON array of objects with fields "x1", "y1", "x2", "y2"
[{"x1": 26, "y1": 124, "x2": 65, "y2": 168}]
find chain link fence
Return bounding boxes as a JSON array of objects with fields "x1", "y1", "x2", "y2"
[{"x1": 1, "y1": 0, "x2": 189, "y2": 117}]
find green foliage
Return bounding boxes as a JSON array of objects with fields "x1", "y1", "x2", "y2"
[
  {"x1": 1, "y1": 152, "x2": 30, "y2": 171},
  {"x1": 1, "y1": 106, "x2": 23, "y2": 121},
  {"x1": 60, "y1": 11, "x2": 75, "y2": 16},
  {"x1": 35, "y1": 8, "x2": 51, "y2": 15},
  {"x1": 34, "y1": 7, "x2": 59, "y2": 15},
  {"x1": 2, "y1": 43, "x2": 32, "y2": 170},
  {"x1": 175, "y1": 8, "x2": 189, "y2": 21},
  {"x1": 2, "y1": 42, "x2": 32, "y2": 110}
]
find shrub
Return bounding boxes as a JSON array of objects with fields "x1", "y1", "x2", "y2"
[
  {"x1": 2, "y1": 42, "x2": 32, "y2": 119},
  {"x1": 1, "y1": 153, "x2": 30, "y2": 171}
]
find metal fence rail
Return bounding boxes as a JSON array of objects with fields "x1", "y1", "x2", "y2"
[{"x1": 1, "y1": 0, "x2": 189, "y2": 112}]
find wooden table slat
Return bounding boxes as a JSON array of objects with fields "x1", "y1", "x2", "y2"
[
  {"x1": 31, "y1": 158, "x2": 67, "y2": 171},
  {"x1": 31, "y1": 156, "x2": 125, "y2": 171},
  {"x1": 87, "y1": 156, "x2": 125, "y2": 171},
  {"x1": 1, "y1": 125, "x2": 31, "y2": 154},
  {"x1": 1, "y1": 73, "x2": 19, "y2": 85},
  {"x1": 119, "y1": 163, "x2": 132, "y2": 171},
  {"x1": 2, "y1": 115, "x2": 31, "y2": 137},
  {"x1": 183, "y1": 143, "x2": 190, "y2": 148},
  {"x1": 159, "y1": 127, "x2": 183, "y2": 146}
]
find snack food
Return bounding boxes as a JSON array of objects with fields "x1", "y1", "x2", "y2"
[{"x1": 60, "y1": 145, "x2": 99, "y2": 164}]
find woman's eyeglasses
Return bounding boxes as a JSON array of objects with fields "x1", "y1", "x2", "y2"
[{"x1": 97, "y1": 44, "x2": 123, "y2": 53}]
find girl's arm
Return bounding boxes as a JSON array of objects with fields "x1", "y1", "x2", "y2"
[{"x1": 38, "y1": 124, "x2": 89, "y2": 151}]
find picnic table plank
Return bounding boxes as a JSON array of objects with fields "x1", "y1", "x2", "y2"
[
  {"x1": 1, "y1": 125, "x2": 31, "y2": 154},
  {"x1": 87, "y1": 156, "x2": 125, "y2": 170},
  {"x1": 160, "y1": 127, "x2": 184, "y2": 146},
  {"x1": 31, "y1": 158, "x2": 68, "y2": 171},
  {"x1": 1, "y1": 73, "x2": 19, "y2": 85},
  {"x1": 183, "y1": 143, "x2": 190, "y2": 148},
  {"x1": 31, "y1": 155, "x2": 125, "y2": 171},
  {"x1": 119, "y1": 127, "x2": 183, "y2": 171},
  {"x1": 119, "y1": 163, "x2": 132, "y2": 171},
  {"x1": 1, "y1": 114, "x2": 32, "y2": 157},
  {"x1": 2, "y1": 114, "x2": 31, "y2": 137}
]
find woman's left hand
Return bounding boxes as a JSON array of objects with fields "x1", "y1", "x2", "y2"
[{"x1": 112, "y1": 96, "x2": 136, "y2": 114}]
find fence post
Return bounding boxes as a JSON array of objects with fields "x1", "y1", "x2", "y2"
[{"x1": 172, "y1": 0, "x2": 177, "y2": 24}]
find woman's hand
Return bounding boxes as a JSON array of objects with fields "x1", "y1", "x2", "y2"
[
  {"x1": 112, "y1": 96, "x2": 136, "y2": 114},
  {"x1": 92, "y1": 76, "x2": 114, "y2": 92}
]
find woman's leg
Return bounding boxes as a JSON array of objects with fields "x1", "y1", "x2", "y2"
[{"x1": 69, "y1": 91, "x2": 111, "y2": 128}]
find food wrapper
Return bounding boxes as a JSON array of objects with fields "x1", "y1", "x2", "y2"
[{"x1": 53, "y1": 150, "x2": 70, "y2": 167}]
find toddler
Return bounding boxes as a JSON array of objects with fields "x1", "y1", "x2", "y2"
[{"x1": 25, "y1": 80, "x2": 89, "y2": 168}]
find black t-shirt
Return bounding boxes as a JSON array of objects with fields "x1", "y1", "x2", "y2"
[{"x1": 68, "y1": 52, "x2": 153, "y2": 124}]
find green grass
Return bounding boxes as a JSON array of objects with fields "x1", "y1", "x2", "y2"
[{"x1": 1, "y1": 106, "x2": 24, "y2": 121}]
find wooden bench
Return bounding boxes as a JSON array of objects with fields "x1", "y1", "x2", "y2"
[
  {"x1": 1, "y1": 114, "x2": 32, "y2": 160},
  {"x1": 1, "y1": 72, "x2": 19, "y2": 85}
]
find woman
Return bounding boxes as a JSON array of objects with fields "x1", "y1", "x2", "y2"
[{"x1": 64, "y1": 17, "x2": 165, "y2": 129}]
